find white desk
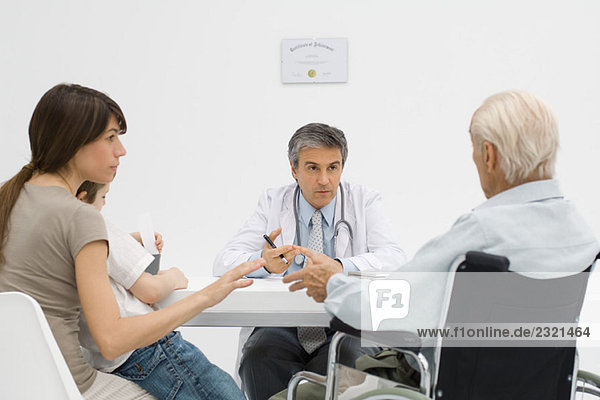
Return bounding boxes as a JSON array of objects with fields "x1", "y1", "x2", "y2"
[{"x1": 158, "y1": 277, "x2": 330, "y2": 327}]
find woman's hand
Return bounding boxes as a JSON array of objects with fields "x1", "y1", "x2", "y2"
[{"x1": 198, "y1": 258, "x2": 265, "y2": 308}]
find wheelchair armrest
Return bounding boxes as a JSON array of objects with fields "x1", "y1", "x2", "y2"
[
  {"x1": 287, "y1": 371, "x2": 327, "y2": 400},
  {"x1": 578, "y1": 369, "x2": 600, "y2": 397},
  {"x1": 578, "y1": 369, "x2": 600, "y2": 386},
  {"x1": 330, "y1": 317, "x2": 422, "y2": 350},
  {"x1": 329, "y1": 317, "x2": 431, "y2": 397},
  {"x1": 353, "y1": 386, "x2": 432, "y2": 400}
]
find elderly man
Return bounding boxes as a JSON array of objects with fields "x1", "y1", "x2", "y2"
[
  {"x1": 213, "y1": 122, "x2": 406, "y2": 399},
  {"x1": 282, "y1": 91, "x2": 599, "y2": 397}
]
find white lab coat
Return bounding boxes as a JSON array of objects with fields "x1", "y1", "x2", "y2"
[{"x1": 213, "y1": 180, "x2": 407, "y2": 276}]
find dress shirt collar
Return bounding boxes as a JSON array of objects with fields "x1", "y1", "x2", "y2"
[
  {"x1": 474, "y1": 179, "x2": 563, "y2": 211},
  {"x1": 298, "y1": 188, "x2": 337, "y2": 228}
]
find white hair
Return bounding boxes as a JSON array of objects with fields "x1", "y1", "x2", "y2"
[{"x1": 470, "y1": 90, "x2": 559, "y2": 185}]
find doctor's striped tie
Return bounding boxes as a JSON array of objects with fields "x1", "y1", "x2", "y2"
[{"x1": 297, "y1": 210, "x2": 328, "y2": 354}]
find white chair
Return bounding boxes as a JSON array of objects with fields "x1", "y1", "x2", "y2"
[{"x1": 0, "y1": 291, "x2": 83, "y2": 399}]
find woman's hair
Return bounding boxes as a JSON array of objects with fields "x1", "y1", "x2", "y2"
[
  {"x1": 0, "y1": 83, "x2": 126, "y2": 265},
  {"x1": 470, "y1": 90, "x2": 559, "y2": 185},
  {"x1": 76, "y1": 181, "x2": 106, "y2": 204}
]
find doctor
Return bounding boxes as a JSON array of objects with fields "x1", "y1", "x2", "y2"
[{"x1": 213, "y1": 122, "x2": 406, "y2": 400}]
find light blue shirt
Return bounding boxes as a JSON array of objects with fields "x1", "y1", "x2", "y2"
[
  {"x1": 325, "y1": 179, "x2": 600, "y2": 331},
  {"x1": 248, "y1": 190, "x2": 358, "y2": 277}
]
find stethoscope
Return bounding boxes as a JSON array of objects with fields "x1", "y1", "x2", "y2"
[{"x1": 292, "y1": 183, "x2": 354, "y2": 265}]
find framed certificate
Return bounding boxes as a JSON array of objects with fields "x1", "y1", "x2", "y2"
[{"x1": 281, "y1": 38, "x2": 348, "y2": 83}]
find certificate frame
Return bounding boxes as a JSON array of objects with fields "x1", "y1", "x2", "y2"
[{"x1": 281, "y1": 38, "x2": 348, "y2": 84}]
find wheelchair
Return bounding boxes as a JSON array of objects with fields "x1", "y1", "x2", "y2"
[{"x1": 287, "y1": 251, "x2": 600, "y2": 400}]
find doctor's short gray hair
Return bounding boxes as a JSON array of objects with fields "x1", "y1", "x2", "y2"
[
  {"x1": 288, "y1": 123, "x2": 348, "y2": 168},
  {"x1": 470, "y1": 90, "x2": 559, "y2": 185}
]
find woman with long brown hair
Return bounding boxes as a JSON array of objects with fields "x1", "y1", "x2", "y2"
[{"x1": 0, "y1": 83, "x2": 264, "y2": 399}]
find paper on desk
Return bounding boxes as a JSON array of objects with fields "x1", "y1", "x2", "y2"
[{"x1": 138, "y1": 213, "x2": 159, "y2": 254}]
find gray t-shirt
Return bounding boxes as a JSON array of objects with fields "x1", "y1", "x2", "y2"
[{"x1": 0, "y1": 183, "x2": 107, "y2": 393}]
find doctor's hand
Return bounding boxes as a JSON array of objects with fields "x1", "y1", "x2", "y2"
[
  {"x1": 261, "y1": 227, "x2": 298, "y2": 274},
  {"x1": 283, "y1": 246, "x2": 343, "y2": 303}
]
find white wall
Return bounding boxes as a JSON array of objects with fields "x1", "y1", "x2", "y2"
[{"x1": 1, "y1": 0, "x2": 599, "y2": 377}]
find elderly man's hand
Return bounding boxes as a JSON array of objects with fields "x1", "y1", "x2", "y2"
[{"x1": 282, "y1": 246, "x2": 343, "y2": 302}]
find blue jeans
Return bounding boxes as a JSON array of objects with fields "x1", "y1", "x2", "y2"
[{"x1": 113, "y1": 331, "x2": 245, "y2": 400}]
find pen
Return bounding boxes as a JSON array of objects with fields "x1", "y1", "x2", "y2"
[{"x1": 263, "y1": 234, "x2": 289, "y2": 264}]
